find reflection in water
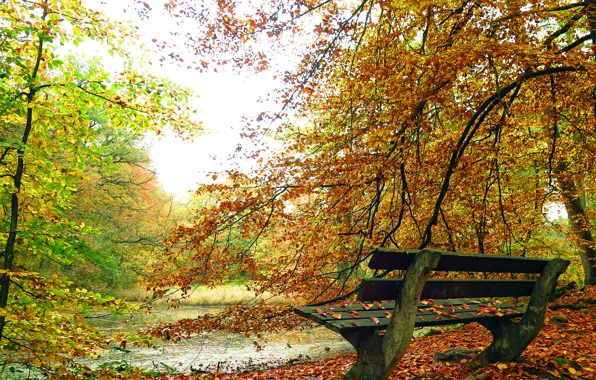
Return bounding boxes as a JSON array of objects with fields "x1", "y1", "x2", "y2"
[
  {"x1": 86, "y1": 306, "x2": 352, "y2": 373},
  {"x1": 87, "y1": 305, "x2": 221, "y2": 334}
]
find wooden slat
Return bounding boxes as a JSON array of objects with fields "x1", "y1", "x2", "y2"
[
  {"x1": 295, "y1": 303, "x2": 393, "y2": 322},
  {"x1": 358, "y1": 279, "x2": 536, "y2": 301},
  {"x1": 301, "y1": 301, "x2": 518, "y2": 323},
  {"x1": 326, "y1": 307, "x2": 523, "y2": 334},
  {"x1": 295, "y1": 299, "x2": 522, "y2": 327},
  {"x1": 294, "y1": 298, "x2": 489, "y2": 322},
  {"x1": 369, "y1": 248, "x2": 550, "y2": 273}
]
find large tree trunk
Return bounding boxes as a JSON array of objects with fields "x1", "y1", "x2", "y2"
[
  {"x1": 552, "y1": 0, "x2": 596, "y2": 283},
  {"x1": 557, "y1": 173, "x2": 596, "y2": 285}
]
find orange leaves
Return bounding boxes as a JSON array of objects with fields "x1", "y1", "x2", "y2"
[
  {"x1": 149, "y1": 2, "x2": 596, "y2": 362},
  {"x1": 301, "y1": 87, "x2": 315, "y2": 95},
  {"x1": 329, "y1": 311, "x2": 342, "y2": 319},
  {"x1": 151, "y1": 0, "x2": 596, "y2": 310},
  {"x1": 348, "y1": 310, "x2": 359, "y2": 318}
]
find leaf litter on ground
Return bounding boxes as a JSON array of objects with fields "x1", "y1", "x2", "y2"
[{"x1": 145, "y1": 286, "x2": 596, "y2": 379}]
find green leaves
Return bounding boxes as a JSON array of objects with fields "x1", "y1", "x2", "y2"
[{"x1": 0, "y1": 0, "x2": 202, "y2": 374}]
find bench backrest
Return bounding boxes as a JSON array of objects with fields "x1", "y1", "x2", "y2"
[
  {"x1": 368, "y1": 248, "x2": 550, "y2": 273},
  {"x1": 359, "y1": 249, "x2": 550, "y2": 301}
]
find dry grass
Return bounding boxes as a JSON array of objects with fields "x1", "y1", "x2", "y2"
[{"x1": 112, "y1": 284, "x2": 294, "y2": 306}]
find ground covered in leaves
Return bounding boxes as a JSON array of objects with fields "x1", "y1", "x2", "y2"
[{"x1": 146, "y1": 286, "x2": 596, "y2": 379}]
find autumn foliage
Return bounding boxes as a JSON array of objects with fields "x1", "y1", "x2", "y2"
[
  {"x1": 147, "y1": 0, "x2": 596, "y2": 306},
  {"x1": 2, "y1": 0, "x2": 596, "y2": 376}
]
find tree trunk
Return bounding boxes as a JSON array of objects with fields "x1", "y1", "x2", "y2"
[
  {"x1": 0, "y1": 16, "x2": 45, "y2": 338},
  {"x1": 557, "y1": 173, "x2": 596, "y2": 285},
  {"x1": 0, "y1": 89, "x2": 36, "y2": 339},
  {"x1": 344, "y1": 249, "x2": 441, "y2": 380}
]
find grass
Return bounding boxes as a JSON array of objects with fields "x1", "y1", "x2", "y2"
[{"x1": 112, "y1": 284, "x2": 294, "y2": 306}]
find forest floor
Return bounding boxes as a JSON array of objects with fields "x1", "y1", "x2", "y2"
[{"x1": 150, "y1": 286, "x2": 596, "y2": 380}]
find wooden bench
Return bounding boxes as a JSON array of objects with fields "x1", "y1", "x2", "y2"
[{"x1": 294, "y1": 249, "x2": 569, "y2": 380}]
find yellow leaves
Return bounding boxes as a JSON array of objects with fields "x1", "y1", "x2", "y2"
[
  {"x1": 497, "y1": 363, "x2": 508, "y2": 370},
  {"x1": 0, "y1": 270, "x2": 37, "y2": 278},
  {"x1": 0, "y1": 271, "x2": 136, "y2": 370}
]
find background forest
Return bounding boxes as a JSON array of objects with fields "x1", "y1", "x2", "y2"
[{"x1": 1, "y1": 0, "x2": 595, "y2": 378}]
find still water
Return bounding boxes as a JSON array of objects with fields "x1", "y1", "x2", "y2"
[{"x1": 86, "y1": 306, "x2": 352, "y2": 374}]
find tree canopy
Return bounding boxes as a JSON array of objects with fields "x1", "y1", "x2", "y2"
[
  {"x1": 146, "y1": 0, "x2": 596, "y2": 304},
  {"x1": 2, "y1": 0, "x2": 596, "y2": 375}
]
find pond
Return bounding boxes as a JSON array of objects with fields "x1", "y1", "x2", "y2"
[{"x1": 86, "y1": 306, "x2": 352, "y2": 374}]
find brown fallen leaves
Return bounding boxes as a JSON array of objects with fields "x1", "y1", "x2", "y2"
[
  {"x1": 149, "y1": 286, "x2": 595, "y2": 379},
  {"x1": 142, "y1": 304, "x2": 306, "y2": 343}
]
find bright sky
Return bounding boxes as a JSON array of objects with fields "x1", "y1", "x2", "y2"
[
  {"x1": 145, "y1": 70, "x2": 277, "y2": 198},
  {"x1": 85, "y1": 0, "x2": 282, "y2": 199}
]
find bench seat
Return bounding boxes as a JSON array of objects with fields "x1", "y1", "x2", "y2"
[{"x1": 295, "y1": 297, "x2": 524, "y2": 333}]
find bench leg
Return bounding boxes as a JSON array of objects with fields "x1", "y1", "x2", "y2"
[
  {"x1": 476, "y1": 318, "x2": 523, "y2": 363},
  {"x1": 343, "y1": 331, "x2": 385, "y2": 379},
  {"x1": 475, "y1": 258, "x2": 569, "y2": 364},
  {"x1": 345, "y1": 249, "x2": 442, "y2": 379}
]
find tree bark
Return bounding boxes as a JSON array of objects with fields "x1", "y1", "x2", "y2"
[
  {"x1": 344, "y1": 249, "x2": 441, "y2": 380},
  {"x1": 474, "y1": 258, "x2": 569, "y2": 363},
  {"x1": 0, "y1": 8, "x2": 46, "y2": 338},
  {"x1": 556, "y1": 171, "x2": 596, "y2": 285},
  {"x1": 0, "y1": 92, "x2": 34, "y2": 339}
]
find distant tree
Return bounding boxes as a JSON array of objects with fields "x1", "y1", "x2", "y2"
[{"x1": 54, "y1": 124, "x2": 189, "y2": 294}]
